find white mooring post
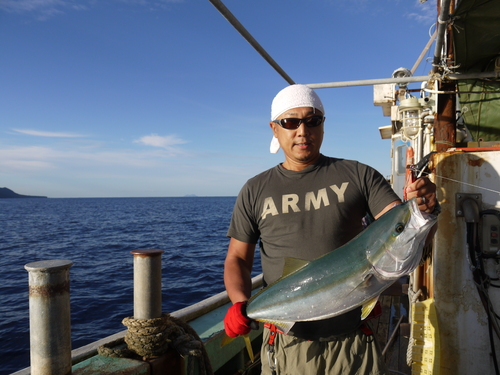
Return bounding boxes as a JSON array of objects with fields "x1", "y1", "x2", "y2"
[
  {"x1": 25, "y1": 259, "x2": 73, "y2": 375},
  {"x1": 131, "y1": 249, "x2": 164, "y2": 319}
]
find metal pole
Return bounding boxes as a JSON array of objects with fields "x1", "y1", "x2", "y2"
[
  {"x1": 305, "y1": 71, "x2": 499, "y2": 89},
  {"x1": 306, "y1": 76, "x2": 430, "y2": 89},
  {"x1": 25, "y1": 259, "x2": 73, "y2": 375},
  {"x1": 131, "y1": 249, "x2": 164, "y2": 319},
  {"x1": 432, "y1": 0, "x2": 452, "y2": 73},
  {"x1": 208, "y1": 0, "x2": 295, "y2": 85},
  {"x1": 411, "y1": 29, "x2": 437, "y2": 75},
  {"x1": 434, "y1": 80, "x2": 456, "y2": 151}
]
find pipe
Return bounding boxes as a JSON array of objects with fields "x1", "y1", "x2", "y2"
[
  {"x1": 25, "y1": 259, "x2": 73, "y2": 375},
  {"x1": 432, "y1": 0, "x2": 452, "y2": 73},
  {"x1": 131, "y1": 249, "x2": 164, "y2": 319},
  {"x1": 208, "y1": 0, "x2": 295, "y2": 85},
  {"x1": 305, "y1": 71, "x2": 499, "y2": 89},
  {"x1": 462, "y1": 198, "x2": 480, "y2": 223}
]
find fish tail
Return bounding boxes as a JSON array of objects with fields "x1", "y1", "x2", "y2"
[{"x1": 243, "y1": 334, "x2": 255, "y2": 363}]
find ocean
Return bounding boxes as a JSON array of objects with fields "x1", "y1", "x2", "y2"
[{"x1": 0, "y1": 196, "x2": 261, "y2": 375}]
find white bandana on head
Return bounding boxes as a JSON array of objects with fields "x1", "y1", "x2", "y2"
[{"x1": 269, "y1": 84, "x2": 325, "y2": 153}]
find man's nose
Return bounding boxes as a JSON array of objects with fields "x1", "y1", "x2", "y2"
[{"x1": 296, "y1": 123, "x2": 310, "y2": 136}]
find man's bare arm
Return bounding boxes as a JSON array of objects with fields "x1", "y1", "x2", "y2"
[{"x1": 224, "y1": 237, "x2": 256, "y2": 304}]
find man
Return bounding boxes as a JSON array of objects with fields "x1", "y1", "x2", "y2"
[{"x1": 223, "y1": 84, "x2": 438, "y2": 374}]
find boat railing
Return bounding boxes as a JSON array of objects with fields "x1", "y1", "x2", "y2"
[{"x1": 12, "y1": 249, "x2": 263, "y2": 375}]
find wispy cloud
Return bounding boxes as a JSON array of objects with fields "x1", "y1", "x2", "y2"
[
  {"x1": 407, "y1": 0, "x2": 437, "y2": 25},
  {"x1": 0, "y1": 0, "x2": 86, "y2": 20},
  {"x1": 13, "y1": 129, "x2": 85, "y2": 138},
  {"x1": 134, "y1": 134, "x2": 187, "y2": 149},
  {"x1": 0, "y1": 146, "x2": 58, "y2": 171},
  {"x1": 0, "y1": 0, "x2": 182, "y2": 19},
  {"x1": 0, "y1": 143, "x2": 190, "y2": 174}
]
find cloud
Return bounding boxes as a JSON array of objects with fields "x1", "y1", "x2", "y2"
[
  {"x1": 0, "y1": 0, "x2": 64, "y2": 12},
  {"x1": 406, "y1": 0, "x2": 437, "y2": 25},
  {"x1": 134, "y1": 134, "x2": 187, "y2": 149},
  {"x1": 0, "y1": 146, "x2": 58, "y2": 171},
  {"x1": 0, "y1": 0, "x2": 182, "y2": 19},
  {"x1": 12, "y1": 129, "x2": 86, "y2": 138},
  {"x1": 0, "y1": 0, "x2": 85, "y2": 20},
  {"x1": 0, "y1": 140, "x2": 191, "y2": 174}
]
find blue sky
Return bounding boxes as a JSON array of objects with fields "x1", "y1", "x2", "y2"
[{"x1": 0, "y1": 0, "x2": 437, "y2": 198}]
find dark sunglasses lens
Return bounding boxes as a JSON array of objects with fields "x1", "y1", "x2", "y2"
[
  {"x1": 304, "y1": 116, "x2": 323, "y2": 127},
  {"x1": 280, "y1": 118, "x2": 301, "y2": 129},
  {"x1": 279, "y1": 116, "x2": 323, "y2": 129}
]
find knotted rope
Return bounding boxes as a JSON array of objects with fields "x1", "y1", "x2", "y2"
[{"x1": 98, "y1": 313, "x2": 213, "y2": 375}]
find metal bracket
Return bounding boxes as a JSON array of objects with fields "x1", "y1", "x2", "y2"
[{"x1": 456, "y1": 193, "x2": 482, "y2": 219}]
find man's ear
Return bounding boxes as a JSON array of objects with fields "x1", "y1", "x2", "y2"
[{"x1": 269, "y1": 121, "x2": 278, "y2": 137}]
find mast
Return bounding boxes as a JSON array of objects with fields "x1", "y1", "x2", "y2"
[
  {"x1": 208, "y1": 0, "x2": 295, "y2": 85},
  {"x1": 433, "y1": 0, "x2": 456, "y2": 152}
]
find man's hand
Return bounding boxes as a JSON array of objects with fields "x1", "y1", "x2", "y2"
[
  {"x1": 405, "y1": 177, "x2": 438, "y2": 213},
  {"x1": 224, "y1": 301, "x2": 253, "y2": 337}
]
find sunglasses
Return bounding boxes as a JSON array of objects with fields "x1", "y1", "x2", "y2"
[{"x1": 272, "y1": 115, "x2": 325, "y2": 130}]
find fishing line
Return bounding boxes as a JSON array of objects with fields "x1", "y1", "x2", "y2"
[{"x1": 415, "y1": 169, "x2": 500, "y2": 196}]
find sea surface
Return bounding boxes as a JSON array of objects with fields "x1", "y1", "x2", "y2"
[{"x1": 0, "y1": 196, "x2": 261, "y2": 375}]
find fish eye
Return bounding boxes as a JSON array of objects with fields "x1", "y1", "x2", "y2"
[{"x1": 395, "y1": 223, "x2": 405, "y2": 234}]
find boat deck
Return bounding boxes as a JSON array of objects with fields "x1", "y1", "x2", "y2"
[{"x1": 373, "y1": 279, "x2": 412, "y2": 375}]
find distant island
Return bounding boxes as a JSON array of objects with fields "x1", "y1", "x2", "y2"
[{"x1": 0, "y1": 187, "x2": 47, "y2": 199}]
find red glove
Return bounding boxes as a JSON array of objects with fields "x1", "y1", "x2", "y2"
[{"x1": 224, "y1": 301, "x2": 252, "y2": 337}]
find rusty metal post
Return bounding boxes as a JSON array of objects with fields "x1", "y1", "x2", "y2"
[
  {"x1": 131, "y1": 249, "x2": 164, "y2": 319},
  {"x1": 25, "y1": 259, "x2": 73, "y2": 375},
  {"x1": 434, "y1": 81, "x2": 457, "y2": 152}
]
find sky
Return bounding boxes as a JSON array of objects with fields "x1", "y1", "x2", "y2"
[{"x1": 0, "y1": 0, "x2": 438, "y2": 198}]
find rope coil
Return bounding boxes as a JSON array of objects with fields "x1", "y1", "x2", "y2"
[
  {"x1": 123, "y1": 313, "x2": 171, "y2": 357},
  {"x1": 98, "y1": 312, "x2": 213, "y2": 375}
]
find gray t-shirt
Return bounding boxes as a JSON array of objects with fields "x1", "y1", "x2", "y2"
[{"x1": 228, "y1": 154, "x2": 399, "y2": 286}]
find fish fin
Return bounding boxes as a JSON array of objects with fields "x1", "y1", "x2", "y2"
[
  {"x1": 220, "y1": 334, "x2": 255, "y2": 363},
  {"x1": 282, "y1": 257, "x2": 309, "y2": 276},
  {"x1": 361, "y1": 296, "x2": 379, "y2": 320},
  {"x1": 220, "y1": 333, "x2": 236, "y2": 347},
  {"x1": 257, "y1": 318, "x2": 295, "y2": 335}
]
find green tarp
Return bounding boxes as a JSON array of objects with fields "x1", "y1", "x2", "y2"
[{"x1": 453, "y1": 0, "x2": 500, "y2": 141}]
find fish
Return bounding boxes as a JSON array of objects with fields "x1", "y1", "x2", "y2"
[{"x1": 245, "y1": 198, "x2": 437, "y2": 334}]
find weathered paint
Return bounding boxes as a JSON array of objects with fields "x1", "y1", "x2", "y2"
[
  {"x1": 71, "y1": 350, "x2": 183, "y2": 375},
  {"x1": 72, "y1": 355, "x2": 150, "y2": 375},
  {"x1": 432, "y1": 150, "x2": 500, "y2": 374}
]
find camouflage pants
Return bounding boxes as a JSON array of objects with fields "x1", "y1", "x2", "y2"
[{"x1": 260, "y1": 326, "x2": 387, "y2": 375}]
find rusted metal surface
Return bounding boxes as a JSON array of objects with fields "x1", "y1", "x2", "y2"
[
  {"x1": 131, "y1": 249, "x2": 164, "y2": 258},
  {"x1": 434, "y1": 81, "x2": 456, "y2": 152},
  {"x1": 29, "y1": 280, "x2": 70, "y2": 297},
  {"x1": 454, "y1": 147, "x2": 500, "y2": 152},
  {"x1": 25, "y1": 259, "x2": 73, "y2": 375}
]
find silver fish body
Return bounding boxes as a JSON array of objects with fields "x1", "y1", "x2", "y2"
[{"x1": 246, "y1": 198, "x2": 437, "y2": 331}]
